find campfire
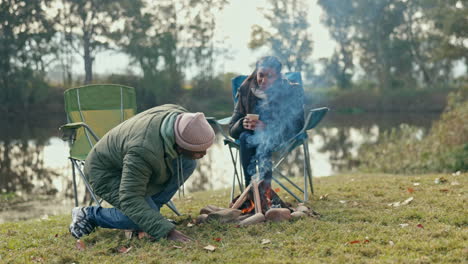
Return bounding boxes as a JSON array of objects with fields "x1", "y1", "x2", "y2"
[
  {"x1": 196, "y1": 179, "x2": 320, "y2": 226},
  {"x1": 230, "y1": 180, "x2": 288, "y2": 215}
]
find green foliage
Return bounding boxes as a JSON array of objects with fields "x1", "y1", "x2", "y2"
[
  {"x1": 317, "y1": 0, "x2": 467, "y2": 91},
  {"x1": 249, "y1": 0, "x2": 314, "y2": 73},
  {"x1": 0, "y1": 173, "x2": 466, "y2": 263},
  {"x1": 58, "y1": 0, "x2": 142, "y2": 84},
  {"x1": 358, "y1": 85, "x2": 468, "y2": 173},
  {"x1": 111, "y1": 0, "x2": 227, "y2": 105},
  {"x1": 0, "y1": 0, "x2": 55, "y2": 113}
]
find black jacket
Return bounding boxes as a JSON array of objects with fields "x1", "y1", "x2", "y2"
[{"x1": 229, "y1": 77, "x2": 304, "y2": 140}]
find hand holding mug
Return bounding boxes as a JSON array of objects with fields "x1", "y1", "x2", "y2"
[{"x1": 243, "y1": 114, "x2": 261, "y2": 130}]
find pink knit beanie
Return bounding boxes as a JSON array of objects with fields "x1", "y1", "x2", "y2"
[{"x1": 174, "y1": 112, "x2": 215, "y2": 152}]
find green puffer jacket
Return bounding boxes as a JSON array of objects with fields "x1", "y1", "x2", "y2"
[{"x1": 84, "y1": 104, "x2": 188, "y2": 240}]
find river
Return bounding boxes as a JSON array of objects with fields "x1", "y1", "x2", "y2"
[{"x1": 0, "y1": 111, "x2": 439, "y2": 223}]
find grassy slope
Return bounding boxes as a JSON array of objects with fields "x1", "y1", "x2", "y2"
[{"x1": 0, "y1": 173, "x2": 466, "y2": 264}]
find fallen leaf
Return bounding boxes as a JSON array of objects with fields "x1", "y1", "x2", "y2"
[
  {"x1": 54, "y1": 234, "x2": 58, "y2": 238},
  {"x1": 401, "y1": 197, "x2": 414, "y2": 206},
  {"x1": 388, "y1": 202, "x2": 400, "y2": 207},
  {"x1": 413, "y1": 182, "x2": 420, "y2": 186},
  {"x1": 435, "y1": 177, "x2": 448, "y2": 184},
  {"x1": 138, "y1": 231, "x2": 153, "y2": 239},
  {"x1": 349, "y1": 240, "x2": 360, "y2": 244},
  {"x1": 274, "y1": 188, "x2": 281, "y2": 193},
  {"x1": 172, "y1": 245, "x2": 183, "y2": 249},
  {"x1": 31, "y1": 256, "x2": 44, "y2": 263},
  {"x1": 451, "y1": 181, "x2": 460, "y2": 186},
  {"x1": 261, "y1": 239, "x2": 271, "y2": 244},
  {"x1": 187, "y1": 223, "x2": 194, "y2": 227},
  {"x1": 213, "y1": 237, "x2": 222, "y2": 242},
  {"x1": 417, "y1": 224, "x2": 424, "y2": 229},
  {"x1": 118, "y1": 246, "x2": 132, "y2": 254},
  {"x1": 76, "y1": 240, "x2": 86, "y2": 251},
  {"x1": 389, "y1": 241, "x2": 395, "y2": 246},
  {"x1": 407, "y1": 188, "x2": 415, "y2": 193},
  {"x1": 363, "y1": 240, "x2": 370, "y2": 243},
  {"x1": 203, "y1": 245, "x2": 216, "y2": 251},
  {"x1": 399, "y1": 223, "x2": 409, "y2": 228},
  {"x1": 339, "y1": 200, "x2": 347, "y2": 204},
  {"x1": 319, "y1": 194, "x2": 329, "y2": 200},
  {"x1": 439, "y1": 189, "x2": 449, "y2": 192}
]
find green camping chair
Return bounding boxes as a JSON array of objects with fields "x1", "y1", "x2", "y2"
[
  {"x1": 60, "y1": 84, "x2": 180, "y2": 215},
  {"x1": 207, "y1": 72, "x2": 329, "y2": 203}
]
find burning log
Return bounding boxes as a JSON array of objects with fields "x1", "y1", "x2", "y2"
[{"x1": 230, "y1": 179, "x2": 289, "y2": 215}]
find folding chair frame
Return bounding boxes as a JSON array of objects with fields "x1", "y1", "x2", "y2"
[
  {"x1": 61, "y1": 85, "x2": 182, "y2": 216},
  {"x1": 208, "y1": 107, "x2": 329, "y2": 203}
]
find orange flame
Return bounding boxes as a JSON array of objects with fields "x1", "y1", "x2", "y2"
[
  {"x1": 265, "y1": 187, "x2": 272, "y2": 208},
  {"x1": 241, "y1": 200, "x2": 255, "y2": 214}
]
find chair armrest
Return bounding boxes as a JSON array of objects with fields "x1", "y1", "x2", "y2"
[
  {"x1": 301, "y1": 107, "x2": 329, "y2": 133},
  {"x1": 59, "y1": 122, "x2": 100, "y2": 142},
  {"x1": 206, "y1": 116, "x2": 232, "y2": 139},
  {"x1": 273, "y1": 107, "x2": 329, "y2": 155}
]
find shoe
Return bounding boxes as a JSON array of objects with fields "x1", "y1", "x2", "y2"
[{"x1": 69, "y1": 207, "x2": 96, "y2": 239}]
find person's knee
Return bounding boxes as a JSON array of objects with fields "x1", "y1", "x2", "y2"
[{"x1": 239, "y1": 131, "x2": 253, "y2": 144}]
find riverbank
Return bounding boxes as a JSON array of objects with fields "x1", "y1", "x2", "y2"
[{"x1": 0, "y1": 173, "x2": 465, "y2": 263}]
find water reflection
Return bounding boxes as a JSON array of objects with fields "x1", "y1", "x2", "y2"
[{"x1": 0, "y1": 112, "x2": 439, "y2": 222}]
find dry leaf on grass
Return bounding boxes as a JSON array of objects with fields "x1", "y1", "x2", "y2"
[
  {"x1": 76, "y1": 240, "x2": 86, "y2": 251},
  {"x1": 319, "y1": 194, "x2": 329, "y2": 200},
  {"x1": 203, "y1": 245, "x2": 216, "y2": 251},
  {"x1": 348, "y1": 239, "x2": 370, "y2": 245},
  {"x1": 118, "y1": 246, "x2": 132, "y2": 254},
  {"x1": 213, "y1": 237, "x2": 222, "y2": 242},
  {"x1": 389, "y1": 197, "x2": 413, "y2": 207},
  {"x1": 417, "y1": 224, "x2": 424, "y2": 229},
  {"x1": 187, "y1": 223, "x2": 194, "y2": 227},
  {"x1": 401, "y1": 197, "x2": 414, "y2": 205},
  {"x1": 172, "y1": 245, "x2": 183, "y2": 249},
  {"x1": 261, "y1": 239, "x2": 271, "y2": 244}
]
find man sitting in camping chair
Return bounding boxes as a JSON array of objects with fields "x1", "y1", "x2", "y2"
[
  {"x1": 69, "y1": 104, "x2": 215, "y2": 243},
  {"x1": 229, "y1": 56, "x2": 304, "y2": 188}
]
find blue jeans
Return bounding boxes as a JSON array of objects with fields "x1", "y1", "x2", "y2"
[
  {"x1": 239, "y1": 131, "x2": 272, "y2": 186},
  {"x1": 85, "y1": 157, "x2": 196, "y2": 230}
]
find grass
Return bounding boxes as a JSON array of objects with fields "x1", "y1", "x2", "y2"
[{"x1": 0, "y1": 173, "x2": 466, "y2": 264}]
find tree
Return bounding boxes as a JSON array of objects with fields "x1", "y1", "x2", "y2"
[
  {"x1": 113, "y1": 0, "x2": 227, "y2": 106},
  {"x1": 318, "y1": 0, "x2": 467, "y2": 90},
  {"x1": 249, "y1": 0, "x2": 314, "y2": 73},
  {"x1": 58, "y1": 0, "x2": 139, "y2": 84},
  {"x1": 0, "y1": 0, "x2": 56, "y2": 113}
]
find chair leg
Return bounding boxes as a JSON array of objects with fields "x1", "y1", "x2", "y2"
[
  {"x1": 70, "y1": 158, "x2": 79, "y2": 207},
  {"x1": 303, "y1": 140, "x2": 314, "y2": 195},
  {"x1": 166, "y1": 200, "x2": 181, "y2": 216},
  {"x1": 303, "y1": 149, "x2": 308, "y2": 202},
  {"x1": 272, "y1": 176, "x2": 303, "y2": 203},
  {"x1": 229, "y1": 146, "x2": 243, "y2": 201},
  {"x1": 71, "y1": 159, "x2": 101, "y2": 206}
]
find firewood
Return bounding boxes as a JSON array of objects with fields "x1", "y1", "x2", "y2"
[
  {"x1": 252, "y1": 181, "x2": 262, "y2": 214},
  {"x1": 230, "y1": 184, "x2": 252, "y2": 209}
]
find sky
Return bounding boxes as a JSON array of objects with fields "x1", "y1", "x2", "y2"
[{"x1": 89, "y1": 0, "x2": 336, "y2": 77}]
